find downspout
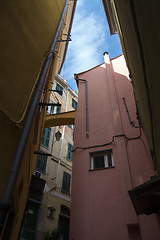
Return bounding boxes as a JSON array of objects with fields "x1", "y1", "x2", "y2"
[
  {"x1": 0, "y1": 0, "x2": 69, "y2": 235},
  {"x1": 56, "y1": 89, "x2": 69, "y2": 185},
  {"x1": 59, "y1": 0, "x2": 77, "y2": 74},
  {"x1": 74, "y1": 74, "x2": 89, "y2": 137},
  {"x1": 60, "y1": 89, "x2": 69, "y2": 159}
]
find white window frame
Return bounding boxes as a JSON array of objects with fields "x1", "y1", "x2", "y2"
[{"x1": 90, "y1": 151, "x2": 114, "y2": 170}]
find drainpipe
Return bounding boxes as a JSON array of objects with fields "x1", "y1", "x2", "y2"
[
  {"x1": 60, "y1": 89, "x2": 69, "y2": 159},
  {"x1": 0, "y1": 0, "x2": 69, "y2": 235},
  {"x1": 56, "y1": 89, "x2": 69, "y2": 185},
  {"x1": 74, "y1": 74, "x2": 89, "y2": 137}
]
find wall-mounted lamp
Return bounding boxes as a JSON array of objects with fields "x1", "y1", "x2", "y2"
[{"x1": 55, "y1": 130, "x2": 62, "y2": 141}]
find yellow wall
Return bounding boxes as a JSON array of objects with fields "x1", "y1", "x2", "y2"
[
  {"x1": 0, "y1": 0, "x2": 77, "y2": 239},
  {"x1": 36, "y1": 75, "x2": 78, "y2": 237}
]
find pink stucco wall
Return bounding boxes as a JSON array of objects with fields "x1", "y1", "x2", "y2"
[{"x1": 70, "y1": 54, "x2": 160, "y2": 240}]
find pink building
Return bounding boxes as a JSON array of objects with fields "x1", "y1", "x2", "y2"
[{"x1": 70, "y1": 53, "x2": 160, "y2": 240}]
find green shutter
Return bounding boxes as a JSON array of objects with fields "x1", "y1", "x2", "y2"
[
  {"x1": 42, "y1": 128, "x2": 51, "y2": 148},
  {"x1": 62, "y1": 172, "x2": 71, "y2": 194},
  {"x1": 72, "y1": 99, "x2": 77, "y2": 110},
  {"x1": 22, "y1": 202, "x2": 40, "y2": 240},
  {"x1": 56, "y1": 106, "x2": 61, "y2": 114},
  {"x1": 36, "y1": 154, "x2": 48, "y2": 173},
  {"x1": 67, "y1": 143, "x2": 73, "y2": 161}
]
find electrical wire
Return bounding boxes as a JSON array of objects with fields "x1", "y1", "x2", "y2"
[{"x1": 72, "y1": 128, "x2": 142, "y2": 152}]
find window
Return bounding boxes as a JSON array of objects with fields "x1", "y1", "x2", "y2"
[
  {"x1": 56, "y1": 105, "x2": 61, "y2": 114},
  {"x1": 62, "y1": 172, "x2": 71, "y2": 194},
  {"x1": 72, "y1": 98, "x2": 77, "y2": 110},
  {"x1": 56, "y1": 83, "x2": 63, "y2": 96},
  {"x1": 60, "y1": 205, "x2": 70, "y2": 217},
  {"x1": 36, "y1": 154, "x2": 48, "y2": 173},
  {"x1": 67, "y1": 143, "x2": 73, "y2": 161},
  {"x1": 47, "y1": 105, "x2": 55, "y2": 115},
  {"x1": 42, "y1": 128, "x2": 51, "y2": 148},
  {"x1": 68, "y1": 124, "x2": 74, "y2": 129},
  {"x1": 90, "y1": 150, "x2": 114, "y2": 170}
]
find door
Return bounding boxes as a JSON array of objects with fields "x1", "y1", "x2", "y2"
[{"x1": 58, "y1": 215, "x2": 70, "y2": 240}]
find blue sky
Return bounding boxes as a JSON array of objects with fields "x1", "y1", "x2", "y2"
[{"x1": 61, "y1": 0, "x2": 122, "y2": 91}]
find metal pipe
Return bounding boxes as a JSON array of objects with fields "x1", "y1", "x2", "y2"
[
  {"x1": 0, "y1": 0, "x2": 69, "y2": 235},
  {"x1": 56, "y1": 90, "x2": 69, "y2": 185},
  {"x1": 74, "y1": 74, "x2": 89, "y2": 136},
  {"x1": 123, "y1": 97, "x2": 142, "y2": 128},
  {"x1": 39, "y1": 102, "x2": 61, "y2": 107}
]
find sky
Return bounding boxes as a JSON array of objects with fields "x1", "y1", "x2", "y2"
[{"x1": 61, "y1": 0, "x2": 122, "y2": 91}]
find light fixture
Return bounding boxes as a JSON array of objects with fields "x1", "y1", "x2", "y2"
[{"x1": 55, "y1": 130, "x2": 62, "y2": 141}]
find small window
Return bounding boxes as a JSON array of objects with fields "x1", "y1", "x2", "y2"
[
  {"x1": 47, "y1": 105, "x2": 55, "y2": 115},
  {"x1": 56, "y1": 83, "x2": 63, "y2": 96},
  {"x1": 62, "y1": 172, "x2": 71, "y2": 194},
  {"x1": 90, "y1": 150, "x2": 114, "y2": 170},
  {"x1": 56, "y1": 105, "x2": 61, "y2": 114},
  {"x1": 67, "y1": 143, "x2": 73, "y2": 161},
  {"x1": 72, "y1": 99, "x2": 77, "y2": 110},
  {"x1": 42, "y1": 128, "x2": 51, "y2": 148},
  {"x1": 68, "y1": 124, "x2": 74, "y2": 129},
  {"x1": 36, "y1": 154, "x2": 48, "y2": 173}
]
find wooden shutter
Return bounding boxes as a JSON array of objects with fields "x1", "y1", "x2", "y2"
[
  {"x1": 36, "y1": 154, "x2": 48, "y2": 172},
  {"x1": 67, "y1": 143, "x2": 73, "y2": 161},
  {"x1": 72, "y1": 99, "x2": 77, "y2": 110},
  {"x1": 62, "y1": 172, "x2": 71, "y2": 194},
  {"x1": 42, "y1": 128, "x2": 51, "y2": 148}
]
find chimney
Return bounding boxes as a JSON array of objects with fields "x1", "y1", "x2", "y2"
[{"x1": 103, "y1": 52, "x2": 110, "y2": 64}]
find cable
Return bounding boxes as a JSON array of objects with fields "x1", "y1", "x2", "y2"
[{"x1": 72, "y1": 128, "x2": 142, "y2": 152}]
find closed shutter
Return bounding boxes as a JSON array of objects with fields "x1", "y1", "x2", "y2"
[
  {"x1": 72, "y1": 98, "x2": 77, "y2": 110},
  {"x1": 67, "y1": 143, "x2": 73, "y2": 161},
  {"x1": 42, "y1": 128, "x2": 51, "y2": 148},
  {"x1": 36, "y1": 154, "x2": 48, "y2": 173},
  {"x1": 62, "y1": 172, "x2": 71, "y2": 194},
  {"x1": 56, "y1": 106, "x2": 61, "y2": 114}
]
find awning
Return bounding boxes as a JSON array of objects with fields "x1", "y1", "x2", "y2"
[
  {"x1": 44, "y1": 110, "x2": 77, "y2": 128},
  {"x1": 0, "y1": 0, "x2": 66, "y2": 123},
  {"x1": 128, "y1": 176, "x2": 160, "y2": 215}
]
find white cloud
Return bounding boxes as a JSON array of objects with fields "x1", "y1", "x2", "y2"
[
  {"x1": 62, "y1": 3, "x2": 108, "y2": 90},
  {"x1": 76, "y1": 0, "x2": 84, "y2": 8}
]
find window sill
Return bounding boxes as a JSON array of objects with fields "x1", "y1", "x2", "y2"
[
  {"x1": 41, "y1": 144, "x2": 49, "y2": 149},
  {"x1": 36, "y1": 169, "x2": 46, "y2": 174},
  {"x1": 61, "y1": 190, "x2": 70, "y2": 195},
  {"x1": 89, "y1": 166, "x2": 115, "y2": 172},
  {"x1": 66, "y1": 158, "x2": 72, "y2": 162}
]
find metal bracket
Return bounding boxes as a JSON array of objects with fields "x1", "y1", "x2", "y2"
[
  {"x1": 34, "y1": 151, "x2": 52, "y2": 156},
  {"x1": 39, "y1": 102, "x2": 61, "y2": 107},
  {"x1": 48, "y1": 89, "x2": 63, "y2": 94},
  {"x1": 58, "y1": 36, "x2": 72, "y2": 42}
]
